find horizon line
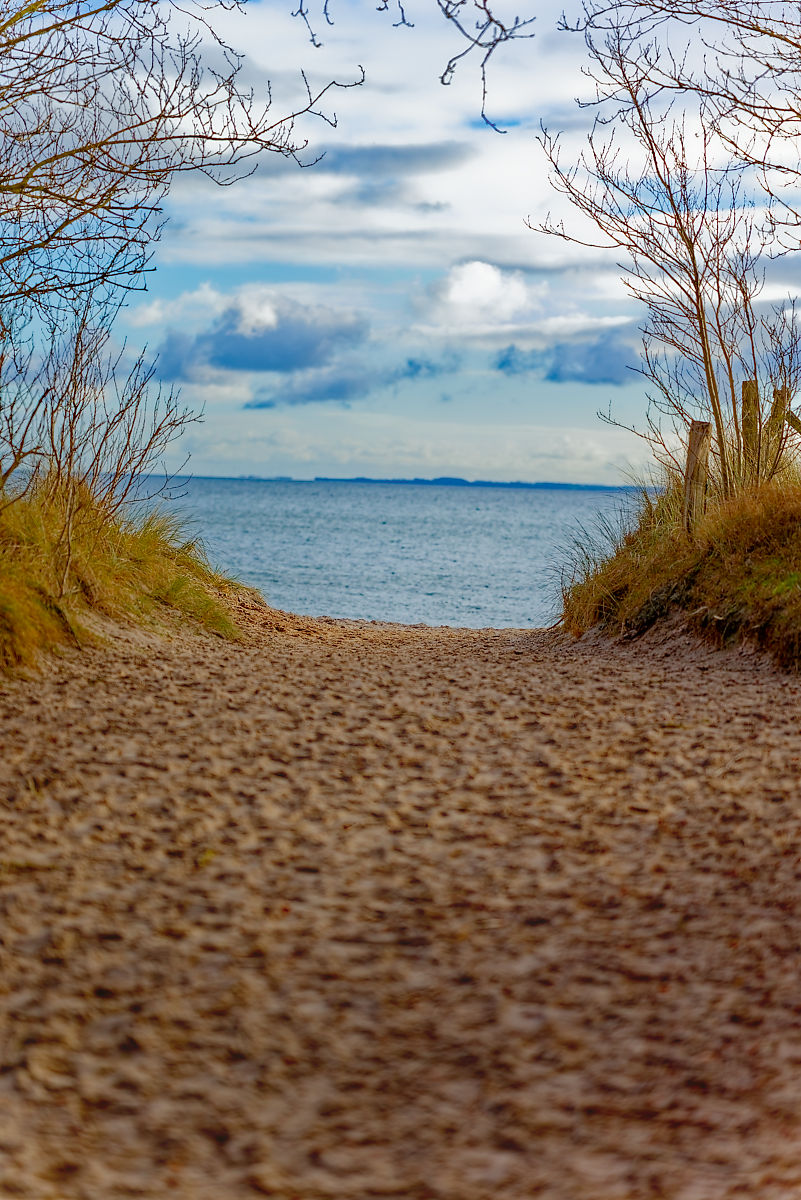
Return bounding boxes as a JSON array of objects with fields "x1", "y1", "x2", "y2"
[{"x1": 180, "y1": 474, "x2": 635, "y2": 490}]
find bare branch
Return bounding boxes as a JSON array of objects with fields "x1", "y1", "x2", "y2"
[{"x1": 539, "y1": 6, "x2": 801, "y2": 491}]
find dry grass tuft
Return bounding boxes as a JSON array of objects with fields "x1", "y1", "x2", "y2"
[
  {"x1": 0, "y1": 478, "x2": 241, "y2": 669},
  {"x1": 562, "y1": 472, "x2": 801, "y2": 669}
]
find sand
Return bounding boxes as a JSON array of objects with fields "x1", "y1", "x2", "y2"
[{"x1": 2, "y1": 596, "x2": 801, "y2": 1199}]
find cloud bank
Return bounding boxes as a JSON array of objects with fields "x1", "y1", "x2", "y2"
[
  {"x1": 496, "y1": 330, "x2": 637, "y2": 386},
  {"x1": 156, "y1": 293, "x2": 369, "y2": 382},
  {"x1": 246, "y1": 354, "x2": 454, "y2": 408}
]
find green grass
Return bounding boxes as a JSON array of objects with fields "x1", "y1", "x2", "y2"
[
  {"x1": 0, "y1": 478, "x2": 242, "y2": 669},
  {"x1": 562, "y1": 474, "x2": 801, "y2": 669}
]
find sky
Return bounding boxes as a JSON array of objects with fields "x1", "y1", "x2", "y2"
[{"x1": 118, "y1": 0, "x2": 668, "y2": 483}]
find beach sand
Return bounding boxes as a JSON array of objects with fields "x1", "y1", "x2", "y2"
[{"x1": 2, "y1": 596, "x2": 801, "y2": 1198}]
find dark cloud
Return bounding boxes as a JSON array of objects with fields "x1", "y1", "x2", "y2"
[
  {"x1": 155, "y1": 331, "x2": 196, "y2": 382},
  {"x1": 156, "y1": 298, "x2": 369, "y2": 382},
  {"x1": 313, "y1": 142, "x2": 472, "y2": 207},
  {"x1": 235, "y1": 139, "x2": 473, "y2": 180},
  {"x1": 415, "y1": 200, "x2": 449, "y2": 213},
  {"x1": 396, "y1": 356, "x2": 450, "y2": 380},
  {"x1": 246, "y1": 366, "x2": 378, "y2": 408},
  {"x1": 533, "y1": 105, "x2": 597, "y2": 133},
  {"x1": 245, "y1": 353, "x2": 457, "y2": 409},
  {"x1": 340, "y1": 177, "x2": 406, "y2": 206},
  {"x1": 756, "y1": 253, "x2": 801, "y2": 292},
  {"x1": 495, "y1": 331, "x2": 636, "y2": 386},
  {"x1": 315, "y1": 141, "x2": 474, "y2": 177},
  {"x1": 495, "y1": 345, "x2": 546, "y2": 376},
  {"x1": 546, "y1": 333, "x2": 636, "y2": 386},
  {"x1": 156, "y1": 289, "x2": 460, "y2": 403}
]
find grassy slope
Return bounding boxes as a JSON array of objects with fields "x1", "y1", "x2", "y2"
[
  {"x1": 0, "y1": 482, "x2": 241, "y2": 669},
  {"x1": 562, "y1": 480, "x2": 801, "y2": 670}
]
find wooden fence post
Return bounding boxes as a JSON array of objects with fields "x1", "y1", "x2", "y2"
[
  {"x1": 765, "y1": 386, "x2": 790, "y2": 469},
  {"x1": 742, "y1": 379, "x2": 759, "y2": 479},
  {"x1": 683, "y1": 420, "x2": 712, "y2": 534}
]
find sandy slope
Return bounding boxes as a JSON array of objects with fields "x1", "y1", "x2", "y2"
[{"x1": 2, "y1": 597, "x2": 801, "y2": 1199}]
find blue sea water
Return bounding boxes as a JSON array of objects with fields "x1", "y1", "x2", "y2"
[{"x1": 169, "y1": 478, "x2": 632, "y2": 629}]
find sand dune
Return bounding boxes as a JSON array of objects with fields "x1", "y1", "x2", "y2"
[{"x1": 2, "y1": 597, "x2": 801, "y2": 1198}]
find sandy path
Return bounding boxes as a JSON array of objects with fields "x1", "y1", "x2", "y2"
[{"x1": 2, "y1": 599, "x2": 801, "y2": 1199}]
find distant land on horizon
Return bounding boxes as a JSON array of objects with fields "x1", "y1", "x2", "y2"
[{"x1": 223, "y1": 475, "x2": 635, "y2": 491}]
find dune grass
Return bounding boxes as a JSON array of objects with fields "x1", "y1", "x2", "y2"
[
  {"x1": 562, "y1": 473, "x2": 801, "y2": 669},
  {"x1": 0, "y1": 478, "x2": 241, "y2": 669}
]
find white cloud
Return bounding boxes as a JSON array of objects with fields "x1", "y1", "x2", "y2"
[
  {"x1": 169, "y1": 379, "x2": 653, "y2": 484},
  {"x1": 418, "y1": 259, "x2": 550, "y2": 338},
  {"x1": 440, "y1": 261, "x2": 532, "y2": 319},
  {"x1": 537, "y1": 313, "x2": 633, "y2": 338},
  {"x1": 413, "y1": 260, "x2": 635, "y2": 345},
  {"x1": 129, "y1": 283, "x2": 296, "y2": 336},
  {"x1": 229, "y1": 290, "x2": 280, "y2": 335},
  {"x1": 128, "y1": 282, "x2": 227, "y2": 328},
  {"x1": 118, "y1": 0, "x2": 656, "y2": 483},
  {"x1": 152, "y1": 0, "x2": 599, "y2": 276}
]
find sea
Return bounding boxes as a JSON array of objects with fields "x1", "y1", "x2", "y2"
[{"x1": 168, "y1": 478, "x2": 634, "y2": 630}]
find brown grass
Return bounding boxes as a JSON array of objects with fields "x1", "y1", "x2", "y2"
[
  {"x1": 0, "y1": 478, "x2": 241, "y2": 669},
  {"x1": 562, "y1": 474, "x2": 801, "y2": 669}
]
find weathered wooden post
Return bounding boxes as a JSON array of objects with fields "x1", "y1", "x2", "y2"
[
  {"x1": 768, "y1": 385, "x2": 789, "y2": 432},
  {"x1": 683, "y1": 420, "x2": 712, "y2": 534},
  {"x1": 765, "y1": 386, "x2": 790, "y2": 471},
  {"x1": 787, "y1": 408, "x2": 801, "y2": 437},
  {"x1": 742, "y1": 379, "x2": 759, "y2": 480}
]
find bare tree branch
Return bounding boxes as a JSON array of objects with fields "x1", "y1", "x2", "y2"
[
  {"x1": 537, "y1": 11, "x2": 801, "y2": 492},
  {"x1": 299, "y1": 0, "x2": 537, "y2": 129},
  {"x1": 0, "y1": 0, "x2": 365, "y2": 309}
]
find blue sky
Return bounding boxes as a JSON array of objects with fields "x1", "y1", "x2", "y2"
[{"x1": 119, "y1": 0, "x2": 658, "y2": 483}]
